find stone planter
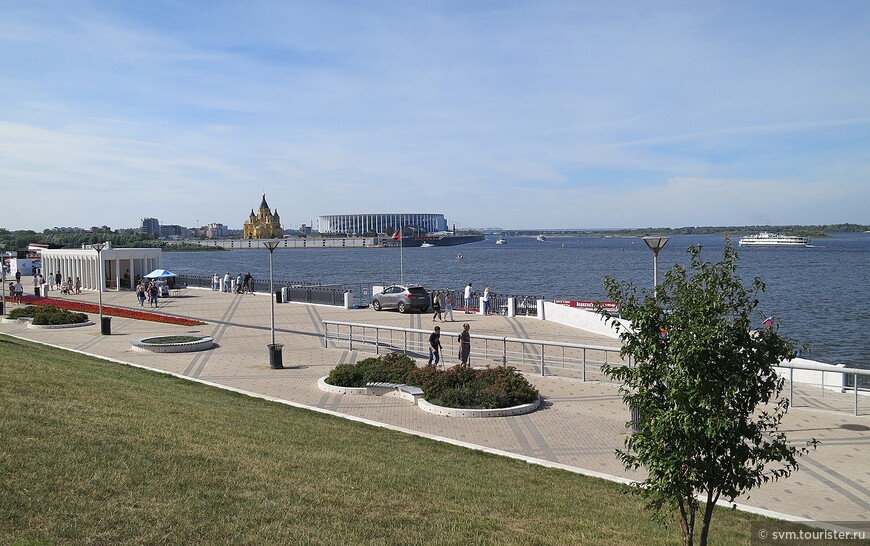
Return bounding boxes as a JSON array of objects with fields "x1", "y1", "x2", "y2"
[
  {"x1": 317, "y1": 376, "x2": 540, "y2": 418},
  {"x1": 28, "y1": 321, "x2": 95, "y2": 329},
  {"x1": 132, "y1": 336, "x2": 215, "y2": 353}
]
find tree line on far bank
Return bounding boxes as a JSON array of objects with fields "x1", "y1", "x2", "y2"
[{"x1": 0, "y1": 229, "x2": 221, "y2": 252}]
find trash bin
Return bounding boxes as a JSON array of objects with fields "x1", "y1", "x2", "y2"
[
  {"x1": 100, "y1": 316, "x2": 112, "y2": 335},
  {"x1": 268, "y1": 343, "x2": 284, "y2": 369},
  {"x1": 275, "y1": 289, "x2": 283, "y2": 304},
  {"x1": 281, "y1": 286, "x2": 290, "y2": 302},
  {"x1": 40, "y1": 284, "x2": 50, "y2": 297},
  {"x1": 0, "y1": 301, "x2": 4, "y2": 315}
]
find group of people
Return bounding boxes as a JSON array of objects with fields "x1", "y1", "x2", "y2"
[
  {"x1": 430, "y1": 290, "x2": 455, "y2": 322},
  {"x1": 425, "y1": 281, "x2": 497, "y2": 368},
  {"x1": 462, "y1": 282, "x2": 496, "y2": 315},
  {"x1": 427, "y1": 322, "x2": 472, "y2": 368},
  {"x1": 6, "y1": 271, "x2": 82, "y2": 303},
  {"x1": 135, "y1": 279, "x2": 163, "y2": 308},
  {"x1": 211, "y1": 272, "x2": 255, "y2": 294}
]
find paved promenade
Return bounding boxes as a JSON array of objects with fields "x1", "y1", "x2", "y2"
[{"x1": 2, "y1": 284, "x2": 868, "y2": 531}]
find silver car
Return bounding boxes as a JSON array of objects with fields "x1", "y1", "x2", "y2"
[{"x1": 371, "y1": 285, "x2": 430, "y2": 313}]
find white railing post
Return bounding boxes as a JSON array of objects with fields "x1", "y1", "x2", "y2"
[
  {"x1": 540, "y1": 344, "x2": 545, "y2": 376},
  {"x1": 502, "y1": 339, "x2": 507, "y2": 368}
]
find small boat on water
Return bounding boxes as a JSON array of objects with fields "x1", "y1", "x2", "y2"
[
  {"x1": 738, "y1": 232, "x2": 811, "y2": 247},
  {"x1": 536, "y1": 235, "x2": 547, "y2": 242},
  {"x1": 496, "y1": 237, "x2": 507, "y2": 245},
  {"x1": 420, "y1": 242, "x2": 434, "y2": 248}
]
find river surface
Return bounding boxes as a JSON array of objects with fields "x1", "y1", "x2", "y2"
[{"x1": 162, "y1": 233, "x2": 870, "y2": 370}]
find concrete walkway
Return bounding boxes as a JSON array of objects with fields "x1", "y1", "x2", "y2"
[{"x1": 2, "y1": 285, "x2": 868, "y2": 531}]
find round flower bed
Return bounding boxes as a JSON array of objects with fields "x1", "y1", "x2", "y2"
[{"x1": 132, "y1": 335, "x2": 214, "y2": 353}]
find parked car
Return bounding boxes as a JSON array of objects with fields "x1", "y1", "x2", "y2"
[{"x1": 371, "y1": 285, "x2": 430, "y2": 313}]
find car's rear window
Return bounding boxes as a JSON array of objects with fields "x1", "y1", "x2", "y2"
[{"x1": 407, "y1": 288, "x2": 428, "y2": 295}]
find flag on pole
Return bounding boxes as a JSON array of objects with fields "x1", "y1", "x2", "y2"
[
  {"x1": 762, "y1": 316, "x2": 774, "y2": 326},
  {"x1": 391, "y1": 229, "x2": 401, "y2": 241}
]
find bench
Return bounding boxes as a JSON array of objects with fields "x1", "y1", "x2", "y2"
[{"x1": 365, "y1": 382, "x2": 424, "y2": 401}]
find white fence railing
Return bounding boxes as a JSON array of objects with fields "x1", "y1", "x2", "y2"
[{"x1": 322, "y1": 320, "x2": 870, "y2": 416}]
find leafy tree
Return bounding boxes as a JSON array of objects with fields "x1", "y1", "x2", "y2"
[{"x1": 600, "y1": 239, "x2": 818, "y2": 546}]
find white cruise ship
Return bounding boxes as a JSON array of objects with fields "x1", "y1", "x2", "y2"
[{"x1": 738, "y1": 232, "x2": 810, "y2": 247}]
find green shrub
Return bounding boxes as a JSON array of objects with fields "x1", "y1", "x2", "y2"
[
  {"x1": 326, "y1": 353, "x2": 417, "y2": 387},
  {"x1": 8, "y1": 306, "x2": 41, "y2": 319},
  {"x1": 405, "y1": 366, "x2": 539, "y2": 409},
  {"x1": 9, "y1": 305, "x2": 88, "y2": 325},
  {"x1": 325, "y1": 363, "x2": 365, "y2": 387},
  {"x1": 326, "y1": 353, "x2": 539, "y2": 410}
]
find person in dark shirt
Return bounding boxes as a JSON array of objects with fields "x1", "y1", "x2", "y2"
[{"x1": 428, "y1": 326, "x2": 442, "y2": 367}]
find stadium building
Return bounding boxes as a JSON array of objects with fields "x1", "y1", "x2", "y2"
[{"x1": 317, "y1": 213, "x2": 448, "y2": 235}]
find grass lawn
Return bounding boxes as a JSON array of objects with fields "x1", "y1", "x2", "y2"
[{"x1": 0, "y1": 334, "x2": 794, "y2": 545}]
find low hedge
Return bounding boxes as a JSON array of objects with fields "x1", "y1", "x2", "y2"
[
  {"x1": 326, "y1": 353, "x2": 417, "y2": 388},
  {"x1": 325, "y1": 353, "x2": 539, "y2": 409},
  {"x1": 8, "y1": 305, "x2": 89, "y2": 325}
]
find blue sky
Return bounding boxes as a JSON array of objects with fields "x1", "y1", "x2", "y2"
[{"x1": 1, "y1": 1, "x2": 868, "y2": 231}]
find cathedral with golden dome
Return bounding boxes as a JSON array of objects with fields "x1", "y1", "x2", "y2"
[{"x1": 243, "y1": 194, "x2": 284, "y2": 239}]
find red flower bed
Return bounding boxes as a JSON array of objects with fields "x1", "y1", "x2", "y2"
[{"x1": 7, "y1": 295, "x2": 206, "y2": 327}]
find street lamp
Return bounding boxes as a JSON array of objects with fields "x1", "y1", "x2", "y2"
[
  {"x1": 263, "y1": 240, "x2": 283, "y2": 369},
  {"x1": 92, "y1": 243, "x2": 110, "y2": 334},
  {"x1": 642, "y1": 236, "x2": 670, "y2": 288}
]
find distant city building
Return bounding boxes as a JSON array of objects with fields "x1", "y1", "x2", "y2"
[
  {"x1": 205, "y1": 223, "x2": 229, "y2": 239},
  {"x1": 141, "y1": 217, "x2": 160, "y2": 236},
  {"x1": 317, "y1": 213, "x2": 448, "y2": 235},
  {"x1": 299, "y1": 224, "x2": 313, "y2": 237},
  {"x1": 243, "y1": 194, "x2": 284, "y2": 239},
  {"x1": 160, "y1": 224, "x2": 190, "y2": 239}
]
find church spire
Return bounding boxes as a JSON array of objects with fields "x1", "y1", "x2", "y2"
[{"x1": 260, "y1": 193, "x2": 269, "y2": 211}]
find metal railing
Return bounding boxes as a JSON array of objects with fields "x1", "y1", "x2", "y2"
[
  {"x1": 284, "y1": 285, "x2": 346, "y2": 306},
  {"x1": 322, "y1": 320, "x2": 869, "y2": 416},
  {"x1": 778, "y1": 362, "x2": 870, "y2": 416},
  {"x1": 322, "y1": 320, "x2": 626, "y2": 381}
]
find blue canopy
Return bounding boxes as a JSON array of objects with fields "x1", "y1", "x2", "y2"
[{"x1": 143, "y1": 269, "x2": 176, "y2": 279}]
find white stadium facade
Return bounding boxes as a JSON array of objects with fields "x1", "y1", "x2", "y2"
[{"x1": 317, "y1": 213, "x2": 448, "y2": 235}]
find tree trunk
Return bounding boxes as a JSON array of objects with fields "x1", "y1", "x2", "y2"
[{"x1": 698, "y1": 491, "x2": 719, "y2": 546}]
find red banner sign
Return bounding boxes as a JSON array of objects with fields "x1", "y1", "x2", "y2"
[{"x1": 554, "y1": 300, "x2": 618, "y2": 310}]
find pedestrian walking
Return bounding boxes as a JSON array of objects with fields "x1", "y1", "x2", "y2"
[
  {"x1": 75, "y1": 277, "x2": 81, "y2": 294},
  {"x1": 33, "y1": 274, "x2": 41, "y2": 296},
  {"x1": 428, "y1": 326, "x2": 442, "y2": 367},
  {"x1": 223, "y1": 272, "x2": 231, "y2": 292},
  {"x1": 148, "y1": 282, "x2": 159, "y2": 308},
  {"x1": 212, "y1": 273, "x2": 220, "y2": 291},
  {"x1": 443, "y1": 290, "x2": 454, "y2": 322},
  {"x1": 458, "y1": 323, "x2": 471, "y2": 367},
  {"x1": 136, "y1": 282, "x2": 147, "y2": 308},
  {"x1": 432, "y1": 290, "x2": 443, "y2": 322}
]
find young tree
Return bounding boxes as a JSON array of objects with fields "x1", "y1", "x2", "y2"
[{"x1": 600, "y1": 239, "x2": 817, "y2": 546}]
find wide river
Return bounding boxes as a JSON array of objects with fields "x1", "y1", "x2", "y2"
[{"x1": 162, "y1": 233, "x2": 870, "y2": 370}]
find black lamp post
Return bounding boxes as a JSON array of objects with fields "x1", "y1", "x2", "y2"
[
  {"x1": 264, "y1": 240, "x2": 283, "y2": 368},
  {"x1": 642, "y1": 236, "x2": 670, "y2": 289},
  {"x1": 92, "y1": 243, "x2": 110, "y2": 334}
]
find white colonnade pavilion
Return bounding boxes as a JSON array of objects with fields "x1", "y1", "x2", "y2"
[{"x1": 40, "y1": 244, "x2": 162, "y2": 291}]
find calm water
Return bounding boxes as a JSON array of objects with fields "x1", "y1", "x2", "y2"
[{"x1": 162, "y1": 233, "x2": 870, "y2": 369}]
